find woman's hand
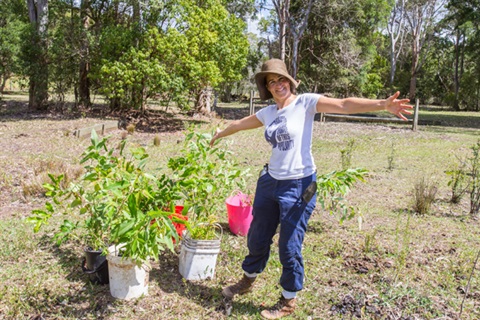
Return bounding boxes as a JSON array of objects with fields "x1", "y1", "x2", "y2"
[
  {"x1": 385, "y1": 91, "x2": 413, "y2": 121},
  {"x1": 209, "y1": 115, "x2": 263, "y2": 147},
  {"x1": 209, "y1": 128, "x2": 222, "y2": 147}
]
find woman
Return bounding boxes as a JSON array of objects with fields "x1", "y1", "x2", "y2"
[{"x1": 210, "y1": 59, "x2": 412, "y2": 319}]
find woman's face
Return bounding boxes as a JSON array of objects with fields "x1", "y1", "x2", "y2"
[{"x1": 266, "y1": 74, "x2": 292, "y2": 100}]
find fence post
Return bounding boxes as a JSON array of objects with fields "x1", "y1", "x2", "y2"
[
  {"x1": 249, "y1": 90, "x2": 254, "y2": 115},
  {"x1": 412, "y1": 99, "x2": 419, "y2": 131}
]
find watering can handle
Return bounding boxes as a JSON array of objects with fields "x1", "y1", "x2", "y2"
[
  {"x1": 228, "y1": 190, "x2": 252, "y2": 206},
  {"x1": 229, "y1": 189, "x2": 242, "y2": 198}
]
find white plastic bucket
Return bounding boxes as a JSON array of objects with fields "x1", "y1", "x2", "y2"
[
  {"x1": 179, "y1": 236, "x2": 221, "y2": 281},
  {"x1": 107, "y1": 254, "x2": 149, "y2": 300}
]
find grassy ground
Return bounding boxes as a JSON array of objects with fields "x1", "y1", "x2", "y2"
[{"x1": 1, "y1": 95, "x2": 479, "y2": 319}]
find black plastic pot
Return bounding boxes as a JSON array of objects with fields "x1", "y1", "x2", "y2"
[{"x1": 82, "y1": 248, "x2": 109, "y2": 285}]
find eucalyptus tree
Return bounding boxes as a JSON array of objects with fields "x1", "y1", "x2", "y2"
[
  {"x1": 403, "y1": 0, "x2": 447, "y2": 100},
  {"x1": 386, "y1": 0, "x2": 406, "y2": 88},
  {"x1": 78, "y1": 0, "x2": 90, "y2": 106},
  {"x1": 286, "y1": 0, "x2": 314, "y2": 79},
  {"x1": 272, "y1": 0, "x2": 289, "y2": 61},
  {"x1": 26, "y1": 0, "x2": 49, "y2": 110}
]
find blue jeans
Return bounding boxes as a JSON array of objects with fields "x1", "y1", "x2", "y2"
[{"x1": 242, "y1": 172, "x2": 317, "y2": 292}]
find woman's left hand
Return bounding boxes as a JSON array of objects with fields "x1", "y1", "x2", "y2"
[
  {"x1": 209, "y1": 128, "x2": 222, "y2": 147},
  {"x1": 385, "y1": 91, "x2": 413, "y2": 121}
]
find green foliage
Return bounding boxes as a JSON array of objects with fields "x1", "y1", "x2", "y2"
[
  {"x1": 96, "y1": 0, "x2": 248, "y2": 112},
  {"x1": 18, "y1": 23, "x2": 48, "y2": 109},
  {"x1": 168, "y1": 127, "x2": 249, "y2": 239},
  {"x1": 446, "y1": 140, "x2": 480, "y2": 215},
  {"x1": 317, "y1": 168, "x2": 368, "y2": 222},
  {"x1": 48, "y1": 8, "x2": 82, "y2": 104},
  {"x1": 363, "y1": 229, "x2": 378, "y2": 254},
  {"x1": 387, "y1": 141, "x2": 396, "y2": 171},
  {"x1": 0, "y1": 2, "x2": 25, "y2": 91},
  {"x1": 299, "y1": 0, "x2": 390, "y2": 97},
  {"x1": 98, "y1": 28, "x2": 186, "y2": 111},
  {"x1": 28, "y1": 130, "x2": 180, "y2": 265},
  {"x1": 393, "y1": 214, "x2": 412, "y2": 283},
  {"x1": 446, "y1": 162, "x2": 468, "y2": 204}
]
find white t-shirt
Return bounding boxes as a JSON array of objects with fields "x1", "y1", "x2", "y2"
[{"x1": 255, "y1": 93, "x2": 322, "y2": 180}]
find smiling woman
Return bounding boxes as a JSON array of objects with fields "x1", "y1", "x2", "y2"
[{"x1": 209, "y1": 58, "x2": 412, "y2": 319}]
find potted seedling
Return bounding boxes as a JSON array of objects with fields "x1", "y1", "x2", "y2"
[
  {"x1": 168, "y1": 129, "x2": 249, "y2": 280},
  {"x1": 29, "y1": 130, "x2": 182, "y2": 299}
]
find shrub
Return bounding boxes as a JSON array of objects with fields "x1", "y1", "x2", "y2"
[
  {"x1": 28, "y1": 130, "x2": 181, "y2": 264},
  {"x1": 446, "y1": 161, "x2": 468, "y2": 204},
  {"x1": 412, "y1": 177, "x2": 438, "y2": 215},
  {"x1": 317, "y1": 168, "x2": 368, "y2": 222},
  {"x1": 168, "y1": 128, "x2": 249, "y2": 239}
]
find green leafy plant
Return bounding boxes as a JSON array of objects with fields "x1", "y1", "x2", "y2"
[
  {"x1": 317, "y1": 168, "x2": 368, "y2": 222},
  {"x1": 446, "y1": 161, "x2": 468, "y2": 204},
  {"x1": 363, "y1": 229, "x2": 378, "y2": 254},
  {"x1": 340, "y1": 139, "x2": 356, "y2": 170},
  {"x1": 168, "y1": 128, "x2": 249, "y2": 240},
  {"x1": 28, "y1": 130, "x2": 181, "y2": 265},
  {"x1": 393, "y1": 214, "x2": 412, "y2": 283}
]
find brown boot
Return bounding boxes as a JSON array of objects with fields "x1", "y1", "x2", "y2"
[
  {"x1": 260, "y1": 296, "x2": 296, "y2": 319},
  {"x1": 221, "y1": 274, "x2": 256, "y2": 299}
]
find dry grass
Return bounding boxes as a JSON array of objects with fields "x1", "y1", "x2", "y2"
[{"x1": 1, "y1": 96, "x2": 480, "y2": 319}]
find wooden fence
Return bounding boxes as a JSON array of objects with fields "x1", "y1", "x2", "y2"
[{"x1": 72, "y1": 120, "x2": 119, "y2": 138}]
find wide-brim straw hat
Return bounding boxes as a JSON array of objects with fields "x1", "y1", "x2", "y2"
[{"x1": 254, "y1": 59, "x2": 299, "y2": 101}]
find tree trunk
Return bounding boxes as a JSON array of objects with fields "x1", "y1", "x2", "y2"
[
  {"x1": 195, "y1": 88, "x2": 212, "y2": 114},
  {"x1": 405, "y1": 0, "x2": 443, "y2": 102},
  {"x1": 221, "y1": 85, "x2": 232, "y2": 103},
  {"x1": 409, "y1": 45, "x2": 419, "y2": 101},
  {"x1": 273, "y1": 0, "x2": 289, "y2": 61},
  {"x1": 291, "y1": 38, "x2": 299, "y2": 79},
  {"x1": 78, "y1": 0, "x2": 91, "y2": 107},
  {"x1": 287, "y1": 0, "x2": 313, "y2": 79},
  {"x1": 387, "y1": 0, "x2": 405, "y2": 89},
  {"x1": 27, "y1": 0, "x2": 49, "y2": 111},
  {"x1": 0, "y1": 74, "x2": 8, "y2": 93},
  {"x1": 389, "y1": 46, "x2": 397, "y2": 88}
]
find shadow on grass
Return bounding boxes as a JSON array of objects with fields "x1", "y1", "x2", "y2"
[
  {"x1": 0, "y1": 98, "x2": 207, "y2": 134},
  {"x1": 306, "y1": 218, "x2": 326, "y2": 234},
  {"x1": 152, "y1": 250, "x2": 227, "y2": 312},
  {"x1": 152, "y1": 239, "x2": 261, "y2": 317},
  {"x1": 214, "y1": 106, "x2": 252, "y2": 120},
  {"x1": 38, "y1": 234, "x2": 86, "y2": 283},
  {"x1": 34, "y1": 234, "x2": 114, "y2": 318}
]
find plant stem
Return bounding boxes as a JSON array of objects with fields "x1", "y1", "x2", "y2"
[{"x1": 459, "y1": 249, "x2": 480, "y2": 318}]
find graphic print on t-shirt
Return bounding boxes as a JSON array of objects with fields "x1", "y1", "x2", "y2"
[{"x1": 265, "y1": 116, "x2": 294, "y2": 151}]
